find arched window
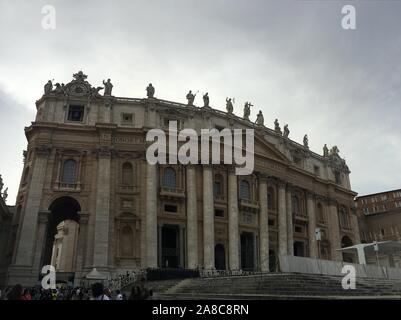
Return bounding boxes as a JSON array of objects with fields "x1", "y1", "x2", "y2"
[
  {"x1": 214, "y1": 174, "x2": 223, "y2": 197},
  {"x1": 61, "y1": 160, "x2": 77, "y2": 184},
  {"x1": 122, "y1": 162, "x2": 134, "y2": 185},
  {"x1": 339, "y1": 208, "x2": 350, "y2": 229},
  {"x1": 239, "y1": 180, "x2": 251, "y2": 200},
  {"x1": 292, "y1": 195, "x2": 300, "y2": 216},
  {"x1": 317, "y1": 203, "x2": 325, "y2": 224},
  {"x1": 163, "y1": 167, "x2": 176, "y2": 188},
  {"x1": 267, "y1": 187, "x2": 275, "y2": 210},
  {"x1": 120, "y1": 226, "x2": 134, "y2": 257}
]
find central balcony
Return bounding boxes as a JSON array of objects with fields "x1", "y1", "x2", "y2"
[{"x1": 159, "y1": 186, "x2": 186, "y2": 199}]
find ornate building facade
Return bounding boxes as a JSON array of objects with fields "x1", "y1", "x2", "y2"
[{"x1": 6, "y1": 72, "x2": 359, "y2": 286}]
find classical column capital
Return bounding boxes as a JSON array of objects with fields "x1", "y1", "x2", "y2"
[
  {"x1": 328, "y1": 198, "x2": 338, "y2": 206},
  {"x1": 315, "y1": 194, "x2": 328, "y2": 203},
  {"x1": 79, "y1": 212, "x2": 90, "y2": 224},
  {"x1": 286, "y1": 182, "x2": 294, "y2": 192},
  {"x1": 256, "y1": 172, "x2": 269, "y2": 183},
  {"x1": 94, "y1": 146, "x2": 114, "y2": 159},
  {"x1": 277, "y1": 178, "x2": 287, "y2": 189},
  {"x1": 35, "y1": 144, "x2": 52, "y2": 157},
  {"x1": 306, "y1": 191, "x2": 316, "y2": 200}
]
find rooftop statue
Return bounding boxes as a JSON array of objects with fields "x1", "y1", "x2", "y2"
[
  {"x1": 226, "y1": 98, "x2": 234, "y2": 114},
  {"x1": 91, "y1": 86, "x2": 104, "y2": 97},
  {"x1": 283, "y1": 124, "x2": 290, "y2": 138},
  {"x1": 2, "y1": 187, "x2": 7, "y2": 202},
  {"x1": 203, "y1": 92, "x2": 209, "y2": 107},
  {"x1": 73, "y1": 71, "x2": 88, "y2": 81},
  {"x1": 103, "y1": 79, "x2": 113, "y2": 96},
  {"x1": 44, "y1": 80, "x2": 53, "y2": 94},
  {"x1": 243, "y1": 102, "x2": 252, "y2": 120},
  {"x1": 53, "y1": 83, "x2": 66, "y2": 95},
  {"x1": 323, "y1": 144, "x2": 329, "y2": 157},
  {"x1": 186, "y1": 90, "x2": 196, "y2": 106},
  {"x1": 0, "y1": 174, "x2": 3, "y2": 193},
  {"x1": 303, "y1": 134, "x2": 309, "y2": 148},
  {"x1": 274, "y1": 119, "x2": 282, "y2": 134},
  {"x1": 255, "y1": 110, "x2": 264, "y2": 126},
  {"x1": 330, "y1": 145, "x2": 340, "y2": 156},
  {"x1": 146, "y1": 83, "x2": 155, "y2": 98}
]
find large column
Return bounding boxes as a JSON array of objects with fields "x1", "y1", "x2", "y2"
[
  {"x1": 186, "y1": 165, "x2": 198, "y2": 269},
  {"x1": 228, "y1": 168, "x2": 239, "y2": 270},
  {"x1": 146, "y1": 163, "x2": 158, "y2": 268},
  {"x1": 74, "y1": 213, "x2": 89, "y2": 283},
  {"x1": 203, "y1": 165, "x2": 215, "y2": 270},
  {"x1": 286, "y1": 184, "x2": 294, "y2": 256},
  {"x1": 328, "y1": 199, "x2": 342, "y2": 261},
  {"x1": 93, "y1": 148, "x2": 111, "y2": 270},
  {"x1": 14, "y1": 145, "x2": 50, "y2": 267},
  {"x1": 307, "y1": 192, "x2": 318, "y2": 259},
  {"x1": 258, "y1": 175, "x2": 269, "y2": 272},
  {"x1": 277, "y1": 180, "x2": 288, "y2": 256},
  {"x1": 32, "y1": 211, "x2": 50, "y2": 272},
  {"x1": 350, "y1": 208, "x2": 361, "y2": 244}
]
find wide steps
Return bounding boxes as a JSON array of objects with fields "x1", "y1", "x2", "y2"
[{"x1": 163, "y1": 273, "x2": 401, "y2": 299}]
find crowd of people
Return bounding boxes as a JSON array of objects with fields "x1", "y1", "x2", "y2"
[{"x1": 0, "y1": 277, "x2": 152, "y2": 301}]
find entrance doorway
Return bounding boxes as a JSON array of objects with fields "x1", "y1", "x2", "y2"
[
  {"x1": 42, "y1": 197, "x2": 81, "y2": 281},
  {"x1": 214, "y1": 244, "x2": 226, "y2": 270},
  {"x1": 161, "y1": 225, "x2": 180, "y2": 268},
  {"x1": 294, "y1": 241, "x2": 306, "y2": 257},
  {"x1": 240, "y1": 232, "x2": 255, "y2": 271},
  {"x1": 341, "y1": 235, "x2": 355, "y2": 263}
]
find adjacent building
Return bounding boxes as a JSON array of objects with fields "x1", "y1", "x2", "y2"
[{"x1": 0, "y1": 179, "x2": 14, "y2": 287}]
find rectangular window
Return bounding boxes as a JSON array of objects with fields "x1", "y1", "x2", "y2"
[
  {"x1": 314, "y1": 166, "x2": 320, "y2": 176},
  {"x1": 214, "y1": 209, "x2": 224, "y2": 217},
  {"x1": 164, "y1": 204, "x2": 177, "y2": 213},
  {"x1": 67, "y1": 105, "x2": 84, "y2": 122},
  {"x1": 268, "y1": 218, "x2": 275, "y2": 226},
  {"x1": 121, "y1": 113, "x2": 134, "y2": 126},
  {"x1": 294, "y1": 226, "x2": 303, "y2": 233}
]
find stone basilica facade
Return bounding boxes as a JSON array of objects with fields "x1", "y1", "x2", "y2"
[{"x1": 6, "y1": 72, "x2": 360, "y2": 286}]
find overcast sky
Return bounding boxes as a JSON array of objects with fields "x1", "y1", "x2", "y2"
[{"x1": 0, "y1": 0, "x2": 400, "y2": 205}]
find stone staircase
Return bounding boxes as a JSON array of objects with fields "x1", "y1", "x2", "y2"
[
  {"x1": 157, "y1": 273, "x2": 401, "y2": 299},
  {"x1": 122, "y1": 278, "x2": 183, "y2": 297}
]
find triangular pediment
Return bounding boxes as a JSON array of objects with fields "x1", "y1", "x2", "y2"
[{"x1": 253, "y1": 133, "x2": 290, "y2": 164}]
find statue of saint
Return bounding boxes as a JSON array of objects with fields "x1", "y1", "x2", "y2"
[
  {"x1": 91, "y1": 86, "x2": 104, "y2": 97},
  {"x1": 226, "y1": 98, "x2": 234, "y2": 114},
  {"x1": 255, "y1": 110, "x2": 264, "y2": 126},
  {"x1": 103, "y1": 79, "x2": 113, "y2": 96},
  {"x1": 274, "y1": 119, "x2": 282, "y2": 134},
  {"x1": 146, "y1": 83, "x2": 155, "y2": 98},
  {"x1": 303, "y1": 134, "x2": 309, "y2": 148},
  {"x1": 186, "y1": 90, "x2": 196, "y2": 106},
  {"x1": 0, "y1": 174, "x2": 3, "y2": 194},
  {"x1": 203, "y1": 93, "x2": 210, "y2": 107},
  {"x1": 323, "y1": 144, "x2": 329, "y2": 157},
  {"x1": 44, "y1": 80, "x2": 53, "y2": 94},
  {"x1": 243, "y1": 102, "x2": 252, "y2": 120},
  {"x1": 283, "y1": 124, "x2": 290, "y2": 138},
  {"x1": 330, "y1": 146, "x2": 340, "y2": 156}
]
